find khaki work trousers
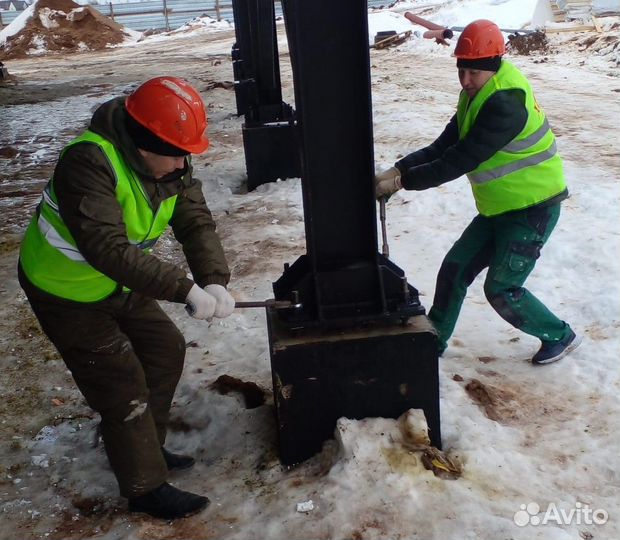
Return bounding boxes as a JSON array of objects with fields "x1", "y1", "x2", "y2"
[{"x1": 20, "y1": 269, "x2": 185, "y2": 498}]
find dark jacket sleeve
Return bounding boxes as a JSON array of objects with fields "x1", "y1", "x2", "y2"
[
  {"x1": 53, "y1": 143, "x2": 198, "y2": 304},
  {"x1": 169, "y1": 177, "x2": 231, "y2": 289},
  {"x1": 395, "y1": 89, "x2": 528, "y2": 191}
]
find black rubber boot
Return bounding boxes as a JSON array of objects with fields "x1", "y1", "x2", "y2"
[
  {"x1": 128, "y1": 482, "x2": 209, "y2": 520},
  {"x1": 161, "y1": 446, "x2": 195, "y2": 471}
]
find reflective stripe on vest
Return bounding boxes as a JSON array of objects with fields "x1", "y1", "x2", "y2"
[
  {"x1": 39, "y1": 212, "x2": 159, "y2": 262},
  {"x1": 456, "y1": 61, "x2": 566, "y2": 216},
  {"x1": 503, "y1": 117, "x2": 551, "y2": 152},
  {"x1": 469, "y1": 140, "x2": 558, "y2": 184},
  {"x1": 37, "y1": 213, "x2": 85, "y2": 262},
  {"x1": 19, "y1": 130, "x2": 178, "y2": 302}
]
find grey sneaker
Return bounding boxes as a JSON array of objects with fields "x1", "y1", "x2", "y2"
[{"x1": 532, "y1": 329, "x2": 582, "y2": 365}]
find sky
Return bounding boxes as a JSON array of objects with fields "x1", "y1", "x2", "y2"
[{"x1": 1, "y1": 0, "x2": 619, "y2": 539}]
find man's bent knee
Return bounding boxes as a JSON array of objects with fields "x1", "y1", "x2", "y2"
[{"x1": 486, "y1": 288, "x2": 525, "y2": 328}]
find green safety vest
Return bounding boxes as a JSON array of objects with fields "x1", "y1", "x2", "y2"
[
  {"x1": 456, "y1": 60, "x2": 566, "y2": 216},
  {"x1": 20, "y1": 131, "x2": 178, "y2": 302}
]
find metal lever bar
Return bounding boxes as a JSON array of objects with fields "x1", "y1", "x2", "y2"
[
  {"x1": 186, "y1": 298, "x2": 302, "y2": 316},
  {"x1": 235, "y1": 299, "x2": 302, "y2": 309},
  {"x1": 379, "y1": 196, "x2": 389, "y2": 258}
]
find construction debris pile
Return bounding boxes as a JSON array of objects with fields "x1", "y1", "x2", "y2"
[
  {"x1": 573, "y1": 19, "x2": 620, "y2": 64},
  {"x1": 0, "y1": 0, "x2": 138, "y2": 61}
]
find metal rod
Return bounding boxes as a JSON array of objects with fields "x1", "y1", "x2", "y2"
[
  {"x1": 235, "y1": 299, "x2": 302, "y2": 309},
  {"x1": 404, "y1": 11, "x2": 447, "y2": 31},
  {"x1": 404, "y1": 11, "x2": 453, "y2": 45},
  {"x1": 422, "y1": 29, "x2": 454, "y2": 41},
  {"x1": 379, "y1": 197, "x2": 389, "y2": 258}
]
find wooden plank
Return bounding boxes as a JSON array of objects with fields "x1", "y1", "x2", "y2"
[
  {"x1": 545, "y1": 24, "x2": 596, "y2": 32},
  {"x1": 592, "y1": 16, "x2": 603, "y2": 32},
  {"x1": 370, "y1": 30, "x2": 412, "y2": 49}
]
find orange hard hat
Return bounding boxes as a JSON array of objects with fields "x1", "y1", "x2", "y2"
[
  {"x1": 126, "y1": 76, "x2": 209, "y2": 154},
  {"x1": 454, "y1": 19, "x2": 505, "y2": 60}
]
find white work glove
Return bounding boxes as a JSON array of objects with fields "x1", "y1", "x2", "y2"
[
  {"x1": 204, "y1": 284, "x2": 235, "y2": 318},
  {"x1": 375, "y1": 166, "x2": 402, "y2": 199},
  {"x1": 185, "y1": 284, "x2": 217, "y2": 320}
]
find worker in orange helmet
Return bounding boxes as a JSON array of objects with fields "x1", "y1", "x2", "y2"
[
  {"x1": 18, "y1": 77, "x2": 233, "y2": 519},
  {"x1": 375, "y1": 20, "x2": 580, "y2": 365}
]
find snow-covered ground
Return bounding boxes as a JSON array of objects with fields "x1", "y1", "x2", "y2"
[{"x1": 1, "y1": 1, "x2": 619, "y2": 539}]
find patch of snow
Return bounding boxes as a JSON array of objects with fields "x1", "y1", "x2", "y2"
[
  {"x1": 38, "y1": 8, "x2": 62, "y2": 30},
  {"x1": 0, "y1": 2, "x2": 35, "y2": 45}
]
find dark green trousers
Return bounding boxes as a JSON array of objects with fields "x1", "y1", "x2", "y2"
[
  {"x1": 428, "y1": 203, "x2": 570, "y2": 352},
  {"x1": 19, "y1": 268, "x2": 185, "y2": 498}
]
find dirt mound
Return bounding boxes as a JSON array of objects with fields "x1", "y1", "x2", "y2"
[
  {"x1": 506, "y1": 30, "x2": 550, "y2": 55},
  {"x1": 0, "y1": 0, "x2": 136, "y2": 60}
]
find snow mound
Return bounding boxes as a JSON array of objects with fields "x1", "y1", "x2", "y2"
[
  {"x1": 173, "y1": 14, "x2": 234, "y2": 34},
  {"x1": 0, "y1": 0, "x2": 141, "y2": 60}
]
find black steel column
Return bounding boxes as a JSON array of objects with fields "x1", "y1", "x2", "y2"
[
  {"x1": 231, "y1": 0, "x2": 300, "y2": 190},
  {"x1": 273, "y1": 0, "x2": 422, "y2": 325},
  {"x1": 266, "y1": 0, "x2": 441, "y2": 466}
]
